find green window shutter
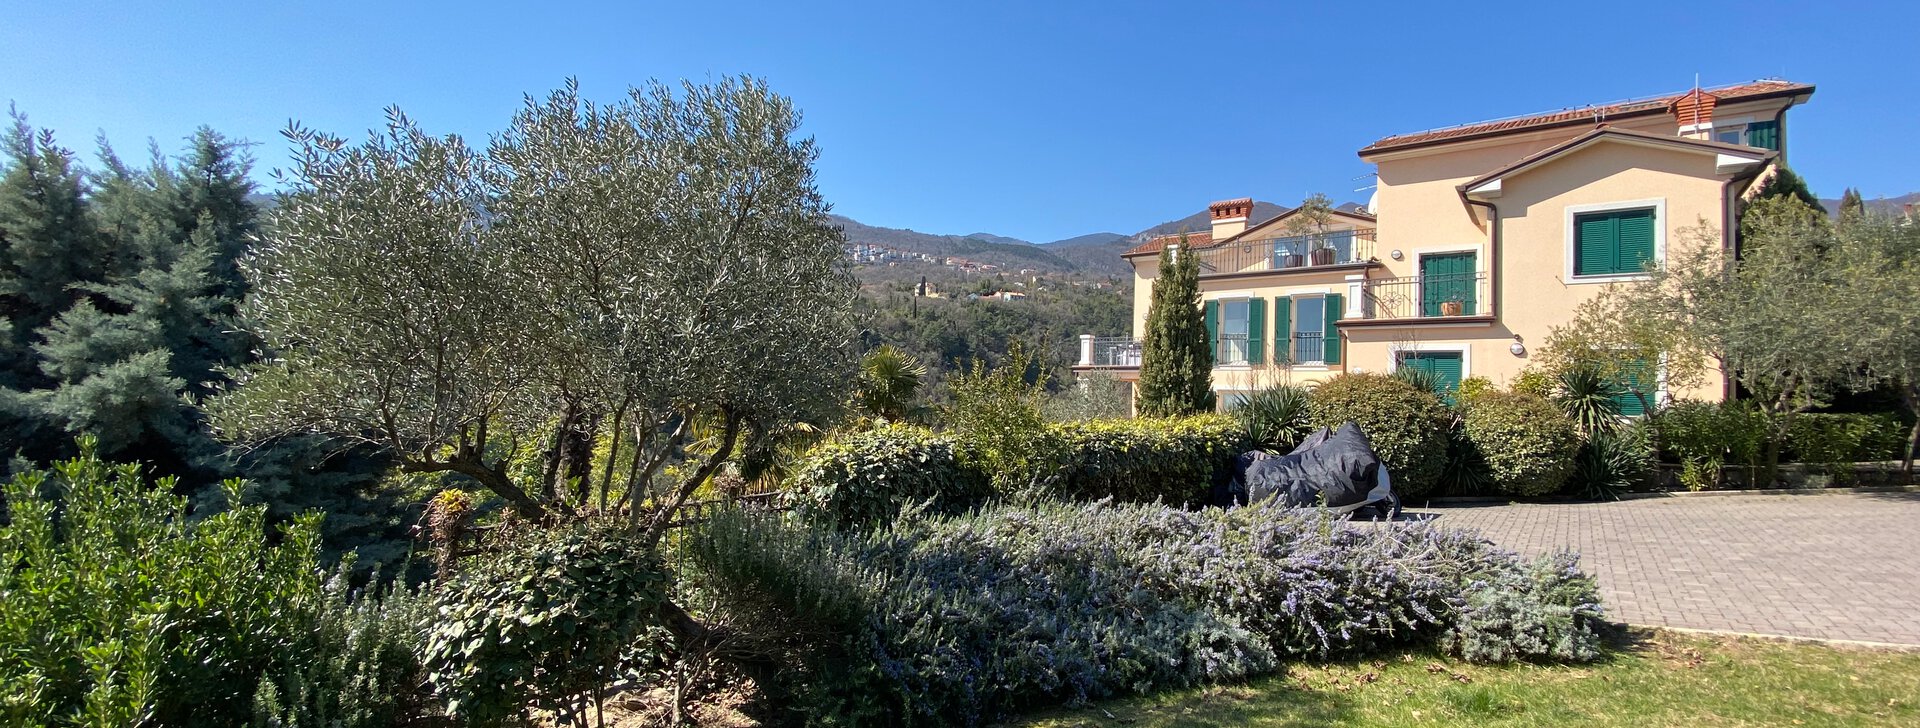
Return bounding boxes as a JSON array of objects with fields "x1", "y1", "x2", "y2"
[
  {"x1": 1323, "y1": 293, "x2": 1343, "y2": 365},
  {"x1": 1746, "y1": 120, "x2": 1779, "y2": 151},
  {"x1": 1575, "y1": 212, "x2": 1618, "y2": 276},
  {"x1": 1272, "y1": 296, "x2": 1291, "y2": 365},
  {"x1": 1203, "y1": 300, "x2": 1219, "y2": 356},
  {"x1": 1575, "y1": 209, "x2": 1655, "y2": 276},
  {"x1": 1615, "y1": 209, "x2": 1656, "y2": 274},
  {"x1": 1612, "y1": 359, "x2": 1653, "y2": 416},
  {"x1": 1247, "y1": 298, "x2": 1266, "y2": 365}
]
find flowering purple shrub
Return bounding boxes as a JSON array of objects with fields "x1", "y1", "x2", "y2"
[{"x1": 686, "y1": 501, "x2": 1605, "y2": 726}]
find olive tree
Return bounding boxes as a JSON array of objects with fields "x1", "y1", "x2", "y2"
[{"x1": 212, "y1": 78, "x2": 855, "y2": 540}]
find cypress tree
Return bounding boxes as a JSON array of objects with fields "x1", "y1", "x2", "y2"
[
  {"x1": 1839, "y1": 187, "x2": 1866, "y2": 220},
  {"x1": 1135, "y1": 237, "x2": 1214, "y2": 416}
]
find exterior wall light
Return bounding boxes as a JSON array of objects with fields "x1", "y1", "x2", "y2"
[
  {"x1": 1389, "y1": 249, "x2": 1404, "y2": 261},
  {"x1": 1509, "y1": 336, "x2": 1526, "y2": 357}
]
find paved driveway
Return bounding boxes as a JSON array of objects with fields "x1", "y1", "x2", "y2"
[{"x1": 1409, "y1": 492, "x2": 1920, "y2": 646}]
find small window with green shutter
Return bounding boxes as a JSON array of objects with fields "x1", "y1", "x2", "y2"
[
  {"x1": 1744, "y1": 120, "x2": 1779, "y2": 151},
  {"x1": 1573, "y1": 207, "x2": 1656, "y2": 277}
]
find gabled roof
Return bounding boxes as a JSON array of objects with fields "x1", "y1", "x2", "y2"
[
  {"x1": 1361, "y1": 80, "x2": 1814, "y2": 157},
  {"x1": 1457, "y1": 126, "x2": 1776, "y2": 199},
  {"x1": 1121, "y1": 206, "x2": 1378, "y2": 258}
]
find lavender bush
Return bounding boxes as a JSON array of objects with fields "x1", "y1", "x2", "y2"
[{"x1": 685, "y1": 500, "x2": 1605, "y2": 726}]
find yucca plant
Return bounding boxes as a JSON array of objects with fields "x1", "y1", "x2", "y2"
[
  {"x1": 1391, "y1": 365, "x2": 1444, "y2": 397},
  {"x1": 1554, "y1": 364, "x2": 1625, "y2": 436},
  {"x1": 1233, "y1": 385, "x2": 1313, "y2": 451},
  {"x1": 1570, "y1": 425, "x2": 1653, "y2": 500}
]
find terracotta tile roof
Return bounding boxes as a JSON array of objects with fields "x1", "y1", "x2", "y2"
[
  {"x1": 1123, "y1": 230, "x2": 1213, "y2": 257},
  {"x1": 1360, "y1": 80, "x2": 1814, "y2": 156}
]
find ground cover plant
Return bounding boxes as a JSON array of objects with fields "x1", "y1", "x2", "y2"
[
  {"x1": 684, "y1": 500, "x2": 1605, "y2": 727},
  {"x1": 1015, "y1": 630, "x2": 1920, "y2": 727}
]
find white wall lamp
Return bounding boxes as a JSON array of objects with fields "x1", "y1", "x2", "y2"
[
  {"x1": 1389, "y1": 249, "x2": 1404, "y2": 261},
  {"x1": 1509, "y1": 335, "x2": 1527, "y2": 357}
]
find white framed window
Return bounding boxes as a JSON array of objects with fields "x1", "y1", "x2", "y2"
[
  {"x1": 1219, "y1": 298, "x2": 1250, "y2": 365},
  {"x1": 1714, "y1": 126, "x2": 1745, "y2": 145},
  {"x1": 1293, "y1": 295, "x2": 1326, "y2": 365},
  {"x1": 1563, "y1": 198, "x2": 1666, "y2": 284}
]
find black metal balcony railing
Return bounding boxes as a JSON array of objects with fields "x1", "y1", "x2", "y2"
[
  {"x1": 1215, "y1": 333, "x2": 1250, "y2": 365},
  {"x1": 1358, "y1": 272, "x2": 1491, "y2": 320},
  {"x1": 1085, "y1": 336, "x2": 1142, "y2": 367},
  {"x1": 1290, "y1": 331, "x2": 1325, "y2": 364},
  {"x1": 1193, "y1": 228, "x2": 1376, "y2": 277}
]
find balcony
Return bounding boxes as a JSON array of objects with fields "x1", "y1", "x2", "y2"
[
  {"x1": 1193, "y1": 228, "x2": 1376, "y2": 278},
  {"x1": 1076, "y1": 335, "x2": 1141, "y2": 369},
  {"x1": 1352, "y1": 272, "x2": 1493, "y2": 322}
]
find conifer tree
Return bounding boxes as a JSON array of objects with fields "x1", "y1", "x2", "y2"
[
  {"x1": 0, "y1": 111, "x2": 110, "y2": 390},
  {"x1": 1838, "y1": 187, "x2": 1866, "y2": 221},
  {"x1": 1135, "y1": 237, "x2": 1213, "y2": 416}
]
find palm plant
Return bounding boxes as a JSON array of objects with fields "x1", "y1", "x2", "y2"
[
  {"x1": 1554, "y1": 364, "x2": 1625, "y2": 436},
  {"x1": 1232, "y1": 385, "x2": 1313, "y2": 451},
  {"x1": 1570, "y1": 424, "x2": 1653, "y2": 500},
  {"x1": 1391, "y1": 365, "x2": 1443, "y2": 397},
  {"x1": 855, "y1": 345, "x2": 927, "y2": 424}
]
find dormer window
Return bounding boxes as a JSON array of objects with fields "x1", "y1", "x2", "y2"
[{"x1": 1710, "y1": 120, "x2": 1780, "y2": 151}]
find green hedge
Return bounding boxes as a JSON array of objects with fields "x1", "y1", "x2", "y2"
[
  {"x1": 1307, "y1": 374, "x2": 1452, "y2": 500},
  {"x1": 786, "y1": 425, "x2": 990, "y2": 528},
  {"x1": 1461, "y1": 392, "x2": 1580, "y2": 497},
  {"x1": 1784, "y1": 413, "x2": 1907, "y2": 466},
  {"x1": 1045, "y1": 415, "x2": 1250, "y2": 506}
]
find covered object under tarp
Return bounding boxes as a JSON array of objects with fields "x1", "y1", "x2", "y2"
[{"x1": 1218, "y1": 422, "x2": 1399, "y2": 518}]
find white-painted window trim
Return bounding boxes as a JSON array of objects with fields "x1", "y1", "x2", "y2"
[
  {"x1": 1564, "y1": 198, "x2": 1667, "y2": 285},
  {"x1": 1388, "y1": 343, "x2": 1472, "y2": 379},
  {"x1": 1291, "y1": 294, "x2": 1328, "y2": 366}
]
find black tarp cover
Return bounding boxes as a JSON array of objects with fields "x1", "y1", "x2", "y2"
[{"x1": 1223, "y1": 422, "x2": 1394, "y2": 513}]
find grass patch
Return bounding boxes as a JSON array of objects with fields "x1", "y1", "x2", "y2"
[{"x1": 1011, "y1": 629, "x2": 1920, "y2": 727}]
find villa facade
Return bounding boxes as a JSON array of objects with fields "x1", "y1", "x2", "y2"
[{"x1": 1077, "y1": 79, "x2": 1816, "y2": 412}]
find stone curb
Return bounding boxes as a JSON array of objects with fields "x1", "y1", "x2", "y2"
[
  {"x1": 1421, "y1": 484, "x2": 1920, "y2": 507},
  {"x1": 1628, "y1": 623, "x2": 1920, "y2": 652}
]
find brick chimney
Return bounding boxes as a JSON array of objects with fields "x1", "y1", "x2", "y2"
[
  {"x1": 1209, "y1": 197, "x2": 1253, "y2": 240},
  {"x1": 1673, "y1": 89, "x2": 1718, "y2": 139}
]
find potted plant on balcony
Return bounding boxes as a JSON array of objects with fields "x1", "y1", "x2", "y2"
[
  {"x1": 1283, "y1": 193, "x2": 1337, "y2": 267},
  {"x1": 1440, "y1": 298, "x2": 1465, "y2": 316}
]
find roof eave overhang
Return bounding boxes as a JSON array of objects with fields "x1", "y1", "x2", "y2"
[{"x1": 1459, "y1": 132, "x2": 1775, "y2": 199}]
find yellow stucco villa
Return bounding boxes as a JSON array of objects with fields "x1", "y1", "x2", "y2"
[{"x1": 1076, "y1": 79, "x2": 1815, "y2": 413}]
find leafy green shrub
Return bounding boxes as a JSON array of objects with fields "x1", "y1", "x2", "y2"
[
  {"x1": 946, "y1": 341, "x2": 1064, "y2": 495},
  {"x1": 1046, "y1": 415, "x2": 1248, "y2": 505},
  {"x1": 1568, "y1": 423, "x2": 1654, "y2": 501},
  {"x1": 1510, "y1": 368, "x2": 1554, "y2": 399},
  {"x1": 1461, "y1": 392, "x2": 1580, "y2": 497},
  {"x1": 1044, "y1": 371, "x2": 1133, "y2": 422},
  {"x1": 1784, "y1": 413, "x2": 1907, "y2": 469},
  {"x1": 786, "y1": 425, "x2": 990, "y2": 528},
  {"x1": 1231, "y1": 384, "x2": 1313, "y2": 452},
  {"x1": 687, "y1": 501, "x2": 1607, "y2": 726},
  {"x1": 1456, "y1": 376, "x2": 1495, "y2": 404},
  {"x1": 421, "y1": 519, "x2": 669, "y2": 724},
  {"x1": 0, "y1": 443, "x2": 355, "y2": 726},
  {"x1": 1437, "y1": 421, "x2": 1492, "y2": 497},
  {"x1": 1307, "y1": 374, "x2": 1451, "y2": 499},
  {"x1": 251, "y1": 568, "x2": 432, "y2": 727},
  {"x1": 1653, "y1": 400, "x2": 1767, "y2": 489}
]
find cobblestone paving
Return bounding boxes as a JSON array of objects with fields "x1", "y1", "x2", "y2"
[{"x1": 1409, "y1": 492, "x2": 1920, "y2": 646}]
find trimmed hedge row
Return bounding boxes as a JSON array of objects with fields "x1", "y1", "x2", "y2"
[
  {"x1": 1461, "y1": 392, "x2": 1581, "y2": 497},
  {"x1": 787, "y1": 416, "x2": 1248, "y2": 526},
  {"x1": 786, "y1": 425, "x2": 990, "y2": 528},
  {"x1": 1046, "y1": 415, "x2": 1249, "y2": 506}
]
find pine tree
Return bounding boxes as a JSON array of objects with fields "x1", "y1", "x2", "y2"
[{"x1": 1135, "y1": 237, "x2": 1214, "y2": 416}]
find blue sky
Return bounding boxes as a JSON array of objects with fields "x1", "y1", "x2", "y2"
[{"x1": 3, "y1": 1, "x2": 1915, "y2": 243}]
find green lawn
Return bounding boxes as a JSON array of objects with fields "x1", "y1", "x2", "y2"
[{"x1": 1012, "y1": 630, "x2": 1920, "y2": 727}]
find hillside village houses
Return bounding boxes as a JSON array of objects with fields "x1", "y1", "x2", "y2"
[{"x1": 1077, "y1": 79, "x2": 1815, "y2": 414}]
